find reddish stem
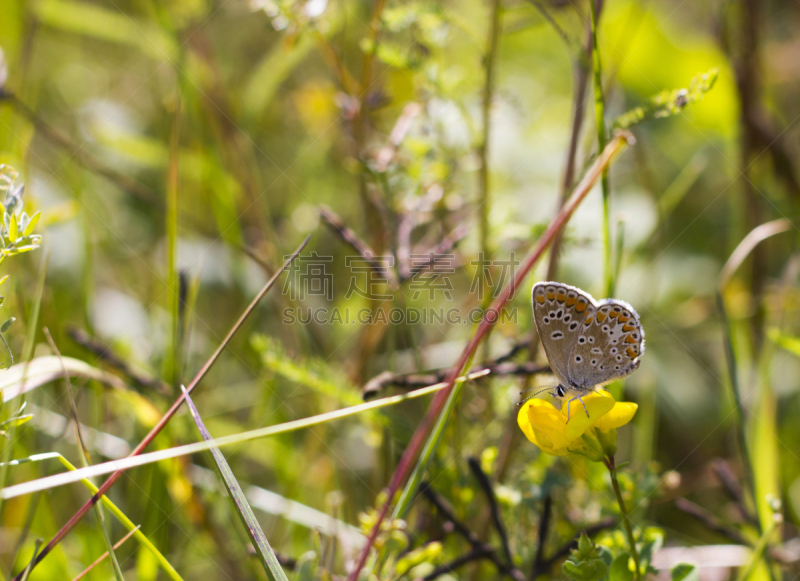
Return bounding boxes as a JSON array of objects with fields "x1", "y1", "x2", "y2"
[{"x1": 348, "y1": 133, "x2": 633, "y2": 580}]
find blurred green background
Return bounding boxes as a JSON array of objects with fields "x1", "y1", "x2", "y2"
[{"x1": 1, "y1": 0, "x2": 799, "y2": 578}]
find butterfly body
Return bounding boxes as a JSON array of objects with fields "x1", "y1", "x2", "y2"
[{"x1": 531, "y1": 282, "x2": 645, "y2": 417}]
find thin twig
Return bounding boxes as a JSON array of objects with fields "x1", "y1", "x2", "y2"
[
  {"x1": 319, "y1": 204, "x2": 396, "y2": 285},
  {"x1": 711, "y1": 458, "x2": 757, "y2": 525},
  {"x1": 477, "y1": 0, "x2": 502, "y2": 310},
  {"x1": 12, "y1": 236, "x2": 310, "y2": 580},
  {"x1": 43, "y1": 328, "x2": 125, "y2": 581},
  {"x1": 421, "y1": 483, "x2": 523, "y2": 580},
  {"x1": 531, "y1": 495, "x2": 552, "y2": 579},
  {"x1": 0, "y1": 91, "x2": 157, "y2": 204},
  {"x1": 421, "y1": 546, "x2": 495, "y2": 581},
  {"x1": 362, "y1": 361, "x2": 549, "y2": 399},
  {"x1": 525, "y1": 1, "x2": 576, "y2": 49},
  {"x1": 71, "y1": 526, "x2": 141, "y2": 581},
  {"x1": 66, "y1": 326, "x2": 169, "y2": 394},
  {"x1": 400, "y1": 223, "x2": 470, "y2": 284},
  {"x1": 674, "y1": 498, "x2": 750, "y2": 546},
  {"x1": 374, "y1": 102, "x2": 422, "y2": 172},
  {"x1": 468, "y1": 457, "x2": 514, "y2": 567}
]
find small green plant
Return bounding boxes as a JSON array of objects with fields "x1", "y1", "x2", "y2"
[
  {"x1": 562, "y1": 532, "x2": 609, "y2": 581},
  {"x1": 0, "y1": 165, "x2": 42, "y2": 265},
  {"x1": 0, "y1": 165, "x2": 41, "y2": 367}
]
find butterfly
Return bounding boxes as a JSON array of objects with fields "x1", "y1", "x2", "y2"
[{"x1": 526, "y1": 281, "x2": 645, "y2": 419}]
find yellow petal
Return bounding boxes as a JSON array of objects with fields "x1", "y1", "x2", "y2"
[
  {"x1": 561, "y1": 392, "x2": 616, "y2": 441},
  {"x1": 531, "y1": 428, "x2": 569, "y2": 456},
  {"x1": 517, "y1": 399, "x2": 571, "y2": 453},
  {"x1": 593, "y1": 401, "x2": 638, "y2": 431}
]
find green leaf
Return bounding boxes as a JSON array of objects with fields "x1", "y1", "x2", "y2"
[
  {"x1": 562, "y1": 532, "x2": 609, "y2": 581},
  {"x1": 671, "y1": 563, "x2": 699, "y2": 581},
  {"x1": 294, "y1": 552, "x2": 319, "y2": 581},
  {"x1": 0, "y1": 413, "x2": 33, "y2": 429},
  {"x1": 395, "y1": 541, "x2": 442, "y2": 576},
  {"x1": 180, "y1": 386, "x2": 290, "y2": 581},
  {"x1": 8, "y1": 213, "x2": 17, "y2": 241},
  {"x1": 608, "y1": 553, "x2": 634, "y2": 581},
  {"x1": 23, "y1": 211, "x2": 40, "y2": 236},
  {"x1": 1, "y1": 317, "x2": 15, "y2": 332},
  {"x1": 1, "y1": 355, "x2": 126, "y2": 403},
  {"x1": 769, "y1": 328, "x2": 800, "y2": 359}
]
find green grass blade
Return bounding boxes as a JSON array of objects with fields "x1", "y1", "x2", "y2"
[
  {"x1": 19, "y1": 540, "x2": 42, "y2": 581},
  {"x1": 0, "y1": 250, "x2": 48, "y2": 517},
  {"x1": 164, "y1": 106, "x2": 181, "y2": 391},
  {"x1": 768, "y1": 328, "x2": 800, "y2": 358},
  {"x1": 0, "y1": 379, "x2": 452, "y2": 498},
  {"x1": 44, "y1": 328, "x2": 124, "y2": 581},
  {"x1": 33, "y1": 0, "x2": 176, "y2": 60},
  {"x1": 242, "y1": 34, "x2": 318, "y2": 123},
  {"x1": 391, "y1": 357, "x2": 480, "y2": 521},
  {"x1": 0, "y1": 356, "x2": 126, "y2": 402},
  {"x1": 589, "y1": 0, "x2": 612, "y2": 297},
  {"x1": 180, "y1": 385, "x2": 289, "y2": 581},
  {"x1": 71, "y1": 526, "x2": 141, "y2": 581}
]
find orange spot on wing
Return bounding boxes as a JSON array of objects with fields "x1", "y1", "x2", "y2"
[
  {"x1": 536, "y1": 295, "x2": 546, "y2": 304},
  {"x1": 566, "y1": 296, "x2": 577, "y2": 306},
  {"x1": 623, "y1": 324, "x2": 634, "y2": 332},
  {"x1": 556, "y1": 292, "x2": 566, "y2": 302},
  {"x1": 575, "y1": 302, "x2": 587, "y2": 312},
  {"x1": 618, "y1": 315, "x2": 629, "y2": 323},
  {"x1": 626, "y1": 347, "x2": 637, "y2": 358},
  {"x1": 596, "y1": 312, "x2": 607, "y2": 323},
  {"x1": 547, "y1": 292, "x2": 555, "y2": 300},
  {"x1": 609, "y1": 311, "x2": 619, "y2": 318},
  {"x1": 625, "y1": 335, "x2": 637, "y2": 344},
  {"x1": 584, "y1": 316, "x2": 594, "y2": 325}
]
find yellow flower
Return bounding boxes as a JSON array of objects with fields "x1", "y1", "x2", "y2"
[{"x1": 517, "y1": 391, "x2": 638, "y2": 460}]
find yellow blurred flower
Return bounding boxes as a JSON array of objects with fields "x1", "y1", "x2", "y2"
[{"x1": 517, "y1": 391, "x2": 637, "y2": 461}]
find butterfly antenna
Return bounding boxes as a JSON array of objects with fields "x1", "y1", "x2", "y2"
[{"x1": 517, "y1": 385, "x2": 556, "y2": 406}]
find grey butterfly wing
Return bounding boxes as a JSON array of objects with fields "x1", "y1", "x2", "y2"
[
  {"x1": 532, "y1": 282, "x2": 596, "y2": 386},
  {"x1": 566, "y1": 299, "x2": 645, "y2": 388}
]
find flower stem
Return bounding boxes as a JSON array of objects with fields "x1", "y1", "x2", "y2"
[{"x1": 606, "y1": 456, "x2": 641, "y2": 581}]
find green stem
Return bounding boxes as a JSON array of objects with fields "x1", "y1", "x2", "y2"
[
  {"x1": 478, "y1": 0, "x2": 501, "y2": 313},
  {"x1": 392, "y1": 352, "x2": 477, "y2": 521},
  {"x1": 589, "y1": 0, "x2": 613, "y2": 297},
  {"x1": 736, "y1": 520, "x2": 777, "y2": 581},
  {"x1": 165, "y1": 103, "x2": 181, "y2": 390},
  {"x1": 606, "y1": 456, "x2": 641, "y2": 581}
]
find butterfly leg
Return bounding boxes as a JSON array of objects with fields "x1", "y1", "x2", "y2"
[{"x1": 576, "y1": 394, "x2": 589, "y2": 417}]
